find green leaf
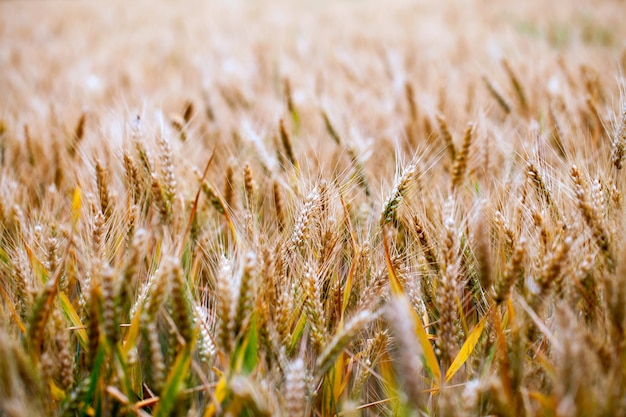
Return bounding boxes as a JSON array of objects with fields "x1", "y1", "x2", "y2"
[
  {"x1": 289, "y1": 311, "x2": 306, "y2": 353},
  {"x1": 113, "y1": 347, "x2": 142, "y2": 406},
  {"x1": 81, "y1": 345, "x2": 107, "y2": 416},
  {"x1": 242, "y1": 318, "x2": 259, "y2": 374},
  {"x1": 232, "y1": 317, "x2": 259, "y2": 375},
  {"x1": 153, "y1": 338, "x2": 194, "y2": 417}
]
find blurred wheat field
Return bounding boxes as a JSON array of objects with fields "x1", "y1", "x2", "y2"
[{"x1": 1, "y1": 0, "x2": 626, "y2": 416}]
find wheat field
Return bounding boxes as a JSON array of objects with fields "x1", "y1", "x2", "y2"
[{"x1": 1, "y1": 0, "x2": 626, "y2": 416}]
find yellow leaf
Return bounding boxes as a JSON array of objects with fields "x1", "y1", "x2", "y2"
[
  {"x1": 59, "y1": 291, "x2": 88, "y2": 349},
  {"x1": 535, "y1": 351, "x2": 556, "y2": 380},
  {"x1": 20, "y1": 238, "x2": 47, "y2": 284},
  {"x1": 407, "y1": 295, "x2": 441, "y2": 382},
  {"x1": 338, "y1": 361, "x2": 352, "y2": 399},
  {"x1": 332, "y1": 353, "x2": 345, "y2": 400},
  {"x1": 342, "y1": 251, "x2": 358, "y2": 315},
  {"x1": 214, "y1": 375, "x2": 229, "y2": 403},
  {"x1": 378, "y1": 355, "x2": 402, "y2": 411},
  {"x1": 290, "y1": 313, "x2": 306, "y2": 351},
  {"x1": 506, "y1": 298, "x2": 516, "y2": 323},
  {"x1": 71, "y1": 186, "x2": 82, "y2": 225},
  {"x1": 383, "y1": 230, "x2": 404, "y2": 295},
  {"x1": 49, "y1": 380, "x2": 66, "y2": 401},
  {"x1": 529, "y1": 391, "x2": 556, "y2": 411},
  {"x1": 384, "y1": 220, "x2": 441, "y2": 382},
  {"x1": 204, "y1": 376, "x2": 229, "y2": 417},
  {"x1": 446, "y1": 310, "x2": 489, "y2": 381},
  {"x1": 122, "y1": 305, "x2": 143, "y2": 356}
]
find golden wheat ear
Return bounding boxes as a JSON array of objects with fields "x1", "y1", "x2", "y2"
[{"x1": 611, "y1": 103, "x2": 626, "y2": 171}]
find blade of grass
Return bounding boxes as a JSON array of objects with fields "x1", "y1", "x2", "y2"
[
  {"x1": 232, "y1": 316, "x2": 259, "y2": 375},
  {"x1": 289, "y1": 310, "x2": 307, "y2": 353},
  {"x1": 385, "y1": 230, "x2": 441, "y2": 381},
  {"x1": 492, "y1": 307, "x2": 515, "y2": 406},
  {"x1": 122, "y1": 304, "x2": 143, "y2": 356},
  {"x1": 378, "y1": 354, "x2": 405, "y2": 416},
  {"x1": 407, "y1": 294, "x2": 441, "y2": 382},
  {"x1": 153, "y1": 335, "x2": 195, "y2": 417},
  {"x1": 19, "y1": 236, "x2": 47, "y2": 285},
  {"x1": 529, "y1": 391, "x2": 557, "y2": 413},
  {"x1": 203, "y1": 375, "x2": 229, "y2": 417},
  {"x1": 59, "y1": 291, "x2": 88, "y2": 349},
  {"x1": 332, "y1": 353, "x2": 346, "y2": 401},
  {"x1": 383, "y1": 226, "x2": 404, "y2": 295},
  {"x1": 341, "y1": 249, "x2": 358, "y2": 318},
  {"x1": 84, "y1": 344, "x2": 107, "y2": 414},
  {"x1": 71, "y1": 185, "x2": 81, "y2": 226},
  {"x1": 28, "y1": 243, "x2": 71, "y2": 360},
  {"x1": 112, "y1": 347, "x2": 141, "y2": 408},
  {"x1": 446, "y1": 309, "x2": 489, "y2": 381},
  {"x1": 49, "y1": 380, "x2": 66, "y2": 401}
]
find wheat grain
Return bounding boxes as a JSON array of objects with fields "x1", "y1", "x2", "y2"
[
  {"x1": 482, "y1": 75, "x2": 512, "y2": 114},
  {"x1": 302, "y1": 263, "x2": 326, "y2": 352},
  {"x1": 381, "y1": 160, "x2": 417, "y2": 225},
  {"x1": 168, "y1": 257, "x2": 193, "y2": 345},
  {"x1": 571, "y1": 165, "x2": 613, "y2": 269},
  {"x1": 495, "y1": 237, "x2": 527, "y2": 304},
  {"x1": 232, "y1": 250, "x2": 257, "y2": 338},
  {"x1": 216, "y1": 256, "x2": 234, "y2": 352},
  {"x1": 279, "y1": 119, "x2": 297, "y2": 169},
  {"x1": 450, "y1": 123, "x2": 474, "y2": 190},
  {"x1": 158, "y1": 134, "x2": 177, "y2": 203},
  {"x1": 436, "y1": 114, "x2": 457, "y2": 163},
  {"x1": 611, "y1": 103, "x2": 626, "y2": 171},
  {"x1": 2, "y1": 3, "x2": 626, "y2": 415},
  {"x1": 243, "y1": 162, "x2": 256, "y2": 209},
  {"x1": 95, "y1": 160, "x2": 112, "y2": 218},
  {"x1": 502, "y1": 59, "x2": 529, "y2": 115},
  {"x1": 68, "y1": 112, "x2": 86, "y2": 157},
  {"x1": 284, "y1": 358, "x2": 307, "y2": 417}
]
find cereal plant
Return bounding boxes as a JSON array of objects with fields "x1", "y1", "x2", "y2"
[{"x1": 1, "y1": 0, "x2": 625, "y2": 416}]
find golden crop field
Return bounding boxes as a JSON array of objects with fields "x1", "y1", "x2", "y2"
[{"x1": 1, "y1": 0, "x2": 625, "y2": 416}]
